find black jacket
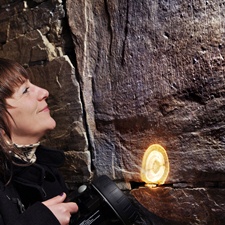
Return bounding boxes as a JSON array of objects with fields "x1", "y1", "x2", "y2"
[{"x1": 0, "y1": 145, "x2": 68, "y2": 225}]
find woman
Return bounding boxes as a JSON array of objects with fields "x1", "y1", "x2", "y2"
[{"x1": 0, "y1": 58, "x2": 78, "y2": 225}]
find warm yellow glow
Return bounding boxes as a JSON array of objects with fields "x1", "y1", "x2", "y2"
[{"x1": 141, "y1": 144, "x2": 169, "y2": 185}]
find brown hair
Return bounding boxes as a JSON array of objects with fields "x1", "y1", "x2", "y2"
[{"x1": 0, "y1": 58, "x2": 28, "y2": 183}]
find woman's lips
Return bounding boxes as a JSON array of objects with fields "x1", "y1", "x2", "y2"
[{"x1": 39, "y1": 106, "x2": 50, "y2": 113}]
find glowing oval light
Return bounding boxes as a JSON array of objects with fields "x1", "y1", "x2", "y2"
[{"x1": 141, "y1": 144, "x2": 169, "y2": 185}]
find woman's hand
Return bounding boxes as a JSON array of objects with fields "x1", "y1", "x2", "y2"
[{"x1": 42, "y1": 193, "x2": 78, "y2": 225}]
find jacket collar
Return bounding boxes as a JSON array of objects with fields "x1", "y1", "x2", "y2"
[
  {"x1": 35, "y1": 145, "x2": 65, "y2": 167},
  {"x1": 12, "y1": 145, "x2": 65, "y2": 185}
]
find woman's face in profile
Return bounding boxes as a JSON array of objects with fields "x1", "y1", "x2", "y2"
[{"x1": 5, "y1": 79, "x2": 56, "y2": 145}]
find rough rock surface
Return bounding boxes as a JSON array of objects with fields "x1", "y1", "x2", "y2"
[{"x1": 66, "y1": 0, "x2": 225, "y2": 224}]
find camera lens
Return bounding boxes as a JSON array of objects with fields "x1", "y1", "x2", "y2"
[
  {"x1": 69, "y1": 175, "x2": 138, "y2": 225},
  {"x1": 92, "y1": 175, "x2": 138, "y2": 225}
]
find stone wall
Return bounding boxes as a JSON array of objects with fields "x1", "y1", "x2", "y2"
[
  {"x1": 1, "y1": 0, "x2": 225, "y2": 224},
  {"x1": 66, "y1": 1, "x2": 225, "y2": 224}
]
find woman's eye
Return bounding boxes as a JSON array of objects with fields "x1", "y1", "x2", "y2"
[{"x1": 22, "y1": 87, "x2": 29, "y2": 94}]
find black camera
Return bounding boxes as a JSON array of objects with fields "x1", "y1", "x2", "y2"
[{"x1": 66, "y1": 175, "x2": 138, "y2": 225}]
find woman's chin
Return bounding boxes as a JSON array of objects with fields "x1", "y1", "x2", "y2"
[
  {"x1": 44, "y1": 118, "x2": 56, "y2": 131},
  {"x1": 49, "y1": 118, "x2": 56, "y2": 130}
]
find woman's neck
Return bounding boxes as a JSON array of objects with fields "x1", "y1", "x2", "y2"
[{"x1": 11, "y1": 135, "x2": 41, "y2": 146}]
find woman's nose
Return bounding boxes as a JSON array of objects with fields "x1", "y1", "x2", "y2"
[{"x1": 37, "y1": 87, "x2": 49, "y2": 101}]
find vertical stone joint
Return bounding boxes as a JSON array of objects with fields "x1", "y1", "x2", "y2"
[
  {"x1": 121, "y1": 0, "x2": 129, "y2": 65},
  {"x1": 104, "y1": 0, "x2": 113, "y2": 55}
]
